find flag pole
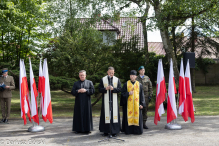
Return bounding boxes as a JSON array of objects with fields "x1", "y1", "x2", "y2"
[
  {"x1": 165, "y1": 59, "x2": 181, "y2": 130},
  {"x1": 169, "y1": 92, "x2": 182, "y2": 130},
  {"x1": 28, "y1": 58, "x2": 45, "y2": 132},
  {"x1": 28, "y1": 94, "x2": 44, "y2": 132}
]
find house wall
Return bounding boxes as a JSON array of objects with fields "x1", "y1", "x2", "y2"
[{"x1": 195, "y1": 64, "x2": 219, "y2": 85}]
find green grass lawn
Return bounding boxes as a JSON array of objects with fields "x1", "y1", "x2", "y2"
[{"x1": 2, "y1": 85, "x2": 219, "y2": 120}]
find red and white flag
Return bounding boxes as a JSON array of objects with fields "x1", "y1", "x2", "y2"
[
  {"x1": 29, "y1": 58, "x2": 39, "y2": 125},
  {"x1": 185, "y1": 60, "x2": 195, "y2": 123},
  {"x1": 41, "y1": 58, "x2": 53, "y2": 123},
  {"x1": 38, "y1": 59, "x2": 43, "y2": 94},
  {"x1": 167, "y1": 59, "x2": 177, "y2": 123},
  {"x1": 38, "y1": 59, "x2": 43, "y2": 114},
  {"x1": 178, "y1": 58, "x2": 188, "y2": 122},
  {"x1": 154, "y1": 59, "x2": 166, "y2": 125},
  {"x1": 19, "y1": 59, "x2": 32, "y2": 125}
]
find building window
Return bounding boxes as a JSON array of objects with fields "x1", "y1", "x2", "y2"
[{"x1": 102, "y1": 31, "x2": 117, "y2": 46}]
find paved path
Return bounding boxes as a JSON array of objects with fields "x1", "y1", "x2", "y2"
[{"x1": 0, "y1": 116, "x2": 219, "y2": 146}]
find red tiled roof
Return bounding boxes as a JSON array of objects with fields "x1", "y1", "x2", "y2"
[
  {"x1": 82, "y1": 17, "x2": 144, "y2": 48},
  {"x1": 178, "y1": 37, "x2": 219, "y2": 59},
  {"x1": 80, "y1": 17, "x2": 218, "y2": 59},
  {"x1": 148, "y1": 42, "x2": 165, "y2": 55}
]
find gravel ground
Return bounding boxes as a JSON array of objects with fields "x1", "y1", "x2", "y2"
[{"x1": 0, "y1": 116, "x2": 219, "y2": 146}]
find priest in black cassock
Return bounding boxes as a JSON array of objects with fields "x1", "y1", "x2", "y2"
[
  {"x1": 71, "y1": 70, "x2": 95, "y2": 134},
  {"x1": 99, "y1": 67, "x2": 122, "y2": 137},
  {"x1": 120, "y1": 70, "x2": 145, "y2": 135}
]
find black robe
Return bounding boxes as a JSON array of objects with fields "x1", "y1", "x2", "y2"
[
  {"x1": 99, "y1": 76, "x2": 122, "y2": 134},
  {"x1": 71, "y1": 79, "x2": 95, "y2": 132},
  {"x1": 120, "y1": 81, "x2": 146, "y2": 135}
]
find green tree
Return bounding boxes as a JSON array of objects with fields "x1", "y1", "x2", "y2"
[
  {"x1": 0, "y1": 0, "x2": 53, "y2": 66},
  {"x1": 68, "y1": 0, "x2": 219, "y2": 84},
  {"x1": 43, "y1": 18, "x2": 115, "y2": 84}
]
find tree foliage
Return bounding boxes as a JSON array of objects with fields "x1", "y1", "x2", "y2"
[{"x1": 0, "y1": 0, "x2": 53, "y2": 66}]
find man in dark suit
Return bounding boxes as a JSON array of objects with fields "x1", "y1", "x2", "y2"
[{"x1": 0, "y1": 68, "x2": 15, "y2": 124}]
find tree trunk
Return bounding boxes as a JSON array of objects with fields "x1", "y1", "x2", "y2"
[
  {"x1": 140, "y1": 1, "x2": 150, "y2": 67},
  {"x1": 171, "y1": 27, "x2": 177, "y2": 59},
  {"x1": 2, "y1": 31, "x2": 4, "y2": 61},
  {"x1": 154, "y1": 3, "x2": 179, "y2": 83},
  {"x1": 19, "y1": 31, "x2": 23, "y2": 60},
  {"x1": 191, "y1": 68, "x2": 196, "y2": 93},
  {"x1": 15, "y1": 31, "x2": 19, "y2": 66},
  {"x1": 191, "y1": 17, "x2": 196, "y2": 93},
  {"x1": 7, "y1": 32, "x2": 9, "y2": 62},
  {"x1": 91, "y1": 93, "x2": 102, "y2": 107},
  {"x1": 25, "y1": 29, "x2": 31, "y2": 62}
]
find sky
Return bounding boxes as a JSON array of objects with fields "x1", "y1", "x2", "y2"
[{"x1": 147, "y1": 30, "x2": 162, "y2": 42}]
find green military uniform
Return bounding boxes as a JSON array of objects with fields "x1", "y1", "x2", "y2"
[
  {"x1": 0, "y1": 68, "x2": 15, "y2": 123},
  {"x1": 136, "y1": 75, "x2": 153, "y2": 123}
]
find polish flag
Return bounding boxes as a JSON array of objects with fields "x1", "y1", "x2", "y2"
[
  {"x1": 38, "y1": 59, "x2": 43, "y2": 114},
  {"x1": 29, "y1": 58, "x2": 39, "y2": 125},
  {"x1": 38, "y1": 59, "x2": 43, "y2": 94},
  {"x1": 185, "y1": 60, "x2": 195, "y2": 123},
  {"x1": 154, "y1": 59, "x2": 166, "y2": 125},
  {"x1": 167, "y1": 59, "x2": 177, "y2": 123},
  {"x1": 19, "y1": 59, "x2": 32, "y2": 125},
  {"x1": 178, "y1": 58, "x2": 188, "y2": 122},
  {"x1": 41, "y1": 59, "x2": 53, "y2": 123}
]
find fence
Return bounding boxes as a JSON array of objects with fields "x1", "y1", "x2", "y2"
[{"x1": 195, "y1": 64, "x2": 219, "y2": 85}]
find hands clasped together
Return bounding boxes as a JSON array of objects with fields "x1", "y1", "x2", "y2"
[
  {"x1": 78, "y1": 88, "x2": 86, "y2": 93},
  {"x1": 105, "y1": 85, "x2": 114, "y2": 91}
]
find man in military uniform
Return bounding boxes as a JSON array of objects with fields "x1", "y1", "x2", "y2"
[
  {"x1": 136, "y1": 66, "x2": 153, "y2": 129},
  {"x1": 0, "y1": 68, "x2": 15, "y2": 124}
]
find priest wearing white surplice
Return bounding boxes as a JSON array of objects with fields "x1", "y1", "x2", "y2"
[{"x1": 99, "y1": 67, "x2": 122, "y2": 137}]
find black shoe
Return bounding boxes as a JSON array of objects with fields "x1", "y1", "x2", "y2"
[
  {"x1": 0, "y1": 119, "x2": 5, "y2": 123},
  {"x1": 74, "y1": 131, "x2": 80, "y2": 134},
  {"x1": 102, "y1": 133, "x2": 108, "y2": 136},
  {"x1": 143, "y1": 124, "x2": 148, "y2": 129},
  {"x1": 112, "y1": 134, "x2": 117, "y2": 137},
  {"x1": 4, "y1": 119, "x2": 9, "y2": 124},
  {"x1": 83, "y1": 131, "x2": 91, "y2": 134}
]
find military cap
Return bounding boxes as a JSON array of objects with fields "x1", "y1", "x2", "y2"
[
  {"x1": 138, "y1": 66, "x2": 144, "y2": 71},
  {"x1": 2, "y1": 68, "x2": 8, "y2": 74}
]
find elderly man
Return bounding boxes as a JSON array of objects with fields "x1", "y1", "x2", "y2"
[
  {"x1": 136, "y1": 66, "x2": 153, "y2": 129},
  {"x1": 99, "y1": 67, "x2": 122, "y2": 137},
  {"x1": 0, "y1": 68, "x2": 15, "y2": 124},
  {"x1": 120, "y1": 70, "x2": 145, "y2": 134},
  {"x1": 71, "y1": 70, "x2": 95, "y2": 134}
]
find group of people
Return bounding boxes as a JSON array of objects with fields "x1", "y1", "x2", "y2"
[
  {"x1": 71, "y1": 66, "x2": 153, "y2": 136},
  {"x1": 0, "y1": 66, "x2": 153, "y2": 136}
]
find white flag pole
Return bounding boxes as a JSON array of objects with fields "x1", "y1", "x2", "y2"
[{"x1": 28, "y1": 58, "x2": 45, "y2": 132}]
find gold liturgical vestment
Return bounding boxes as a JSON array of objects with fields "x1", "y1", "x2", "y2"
[{"x1": 127, "y1": 80, "x2": 140, "y2": 126}]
